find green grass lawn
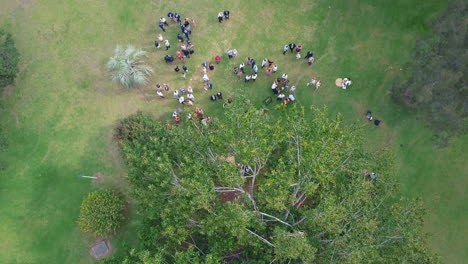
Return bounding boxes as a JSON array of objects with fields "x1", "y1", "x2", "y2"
[{"x1": 0, "y1": 0, "x2": 466, "y2": 263}]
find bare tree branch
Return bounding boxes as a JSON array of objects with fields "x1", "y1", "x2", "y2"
[
  {"x1": 245, "y1": 228, "x2": 275, "y2": 247},
  {"x1": 259, "y1": 212, "x2": 292, "y2": 227}
]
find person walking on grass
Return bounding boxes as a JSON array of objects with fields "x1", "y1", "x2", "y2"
[
  {"x1": 159, "y1": 23, "x2": 166, "y2": 32},
  {"x1": 305, "y1": 51, "x2": 313, "y2": 59},
  {"x1": 296, "y1": 52, "x2": 301, "y2": 59},
  {"x1": 224, "y1": 10, "x2": 230, "y2": 19},
  {"x1": 245, "y1": 74, "x2": 251, "y2": 82},
  {"x1": 160, "y1": 17, "x2": 169, "y2": 26},
  {"x1": 183, "y1": 65, "x2": 188, "y2": 72},
  {"x1": 154, "y1": 41, "x2": 160, "y2": 49},
  {"x1": 283, "y1": 45, "x2": 289, "y2": 55},
  {"x1": 168, "y1": 12, "x2": 175, "y2": 22},
  {"x1": 253, "y1": 64, "x2": 258, "y2": 74},
  {"x1": 164, "y1": 39, "x2": 170, "y2": 50},
  {"x1": 252, "y1": 73, "x2": 258, "y2": 82},
  {"x1": 187, "y1": 93, "x2": 195, "y2": 102},
  {"x1": 175, "y1": 13, "x2": 181, "y2": 23},
  {"x1": 237, "y1": 71, "x2": 243, "y2": 80},
  {"x1": 289, "y1": 43, "x2": 296, "y2": 52},
  {"x1": 296, "y1": 44, "x2": 303, "y2": 53},
  {"x1": 273, "y1": 64, "x2": 278, "y2": 73},
  {"x1": 250, "y1": 58, "x2": 256, "y2": 67},
  {"x1": 157, "y1": 90, "x2": 164, "y2": 98},
  {"x1": 184, "y1": 29, "x2": 190, "y2": 40},
  {"x1": 308, "y1": 56, "x2": 315, "y2": 65},
  {"x1": 261, "y1": 58, "x2": 267, "y2": 69},
  {"x1": 218, "y1": 12, "x2": 223, "y2": 23},
  {"x1": 177, "y1": 34, "x2": 184, "y2": 42},
  {"x1": 174, "y1": 65, "x2": 180, "y2": 72},
  {"x1": 239, "y1": 62, "x2": 245, "y2": 73}
]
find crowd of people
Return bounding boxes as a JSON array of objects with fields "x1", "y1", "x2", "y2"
[{"x1": 152, "y1": 11, "x2": 368, "y2": 127}]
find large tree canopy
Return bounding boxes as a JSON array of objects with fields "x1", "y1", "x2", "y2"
[
  {"x1": 113, "y1": 103, "x2": 437, "y2": 263},
  {"x1": 391, "y1": 0, "x2": 467, "y2": 144}
]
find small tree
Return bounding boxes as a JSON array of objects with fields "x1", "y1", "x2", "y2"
[
  {"x1": 0, "y1": 29, "x2": 20, "y2": 87},
  {"x1": 106, "y1": 45, "x2": 153, "y2": 88},
  {"x1": 78, "y1": 189, "x2": 125, "y2": 237}
]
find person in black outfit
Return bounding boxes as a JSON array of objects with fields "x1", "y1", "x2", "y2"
[
  {"x1": 374, "y1": 120, "x2": 381, "y2": 126},
  {"x1": 224, "y1": 10, "x2": 230, "y2": 19},
  {"x1": 289, "y1": 43, "x2": 296, "y2": 52},
  {"x1": 210, "y1": 95, "x2": 217, "y2": 101},
  {"x1": 164, "y1": 55, "x2": 174, "y2": 62},
  {"x1": 174, "y1": 66, "x2": 180, "y2": 72},
  {"x1": 304, "y1": 51, "x2": 313, "y2": 59},
  {"x1": 216, "y1": 92, "x2": 223, "y2": 99}
]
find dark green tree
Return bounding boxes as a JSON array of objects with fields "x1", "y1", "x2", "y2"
[
  {"x1": 115, "y1": 103, "x2": 438, "y2": 263},
  {"x1": 391, "y1": 0, "x2": 467, "y2": 145},
  {"x1": 0, "y1": 29, "x2": 20, "y2": 87}
]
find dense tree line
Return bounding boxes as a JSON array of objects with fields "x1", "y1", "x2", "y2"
[
  {"x1": 104, "y1": 102, "x2": 437, "y2": 263},
  {"x1": 391, "y1": 0, "x2": 467, "y2": 145}
]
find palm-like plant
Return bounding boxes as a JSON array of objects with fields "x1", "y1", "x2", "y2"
[{"x1": 106, "y1": 45, "x2": 153, "y2": 88}]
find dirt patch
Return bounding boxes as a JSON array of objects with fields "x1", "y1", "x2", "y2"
[
  {"x1": 218, "y1": 190, "x2": 242, "y2": 203},
  {"x1": 16, "y1": 0, "x2": 33, "y2": 7},
  {"x1": 10, "y1": 111, "x2": 20, "y2": 128},
  {"x1": 2, "y1": 85, "x2": 13, "y2": 97}
]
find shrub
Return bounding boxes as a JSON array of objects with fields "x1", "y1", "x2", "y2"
[
  {"x1": 0, "y1": 29, "x2": 20, "y2": 87},
  {"x1": 78, "y1": 189, "x2": 125, "y2": 237},
  {"x1": 106, "y1": 45, "x2": 153, "y2": 88}
]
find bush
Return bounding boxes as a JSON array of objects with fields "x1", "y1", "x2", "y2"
[
  {"x1": 0, "y1": 29, "x2": 20, "y2": 87},
  {"x1": 78, "y1": 189, "x2": 125, "y2": 237}
]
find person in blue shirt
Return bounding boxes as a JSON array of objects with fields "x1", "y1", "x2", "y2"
[
  {"x1": 175, "y1": 13, "x2": 181, "y2": 23},
  {"x1": 184, "y1": 30, "x2": 190, "y2": 40},
  {"x1": 167, "y1": 12, "x2": 174, "y2": 22},
  {"x1": 159, "y1": 23, "x2": 165, "y2": 32},
  {"x1": 182, "y1": 65, "x2": 188, "y2": 72},
  {"x1": 224, "y1": 10, "x2": 230, "y2": 19},
  {"x1": 177, "y1": 34, "x2": 184, "y2": 42}
]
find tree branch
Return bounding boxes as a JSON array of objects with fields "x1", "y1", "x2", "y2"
[
  {"x1": 245, "y1": 228, "x2": 275, "y2": 247},
  {"x1": 259, "y1": 212, "x2": 292, "y2": 227}
]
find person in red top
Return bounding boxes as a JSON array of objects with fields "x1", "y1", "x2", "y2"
[
  {"x1": 176, "y1": 51, "x2": 183, "y2": 60},
  {"x1": 215, "y1": 56, "x2": 221, "y2": 64}
]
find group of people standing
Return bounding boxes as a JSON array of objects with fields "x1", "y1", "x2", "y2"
[{"x1": 155, "y1": 11, "x2": 360, "y2": 127}]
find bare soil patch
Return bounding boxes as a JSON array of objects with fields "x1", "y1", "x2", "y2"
[{"x1": 2, "y1": 85, "x2": 13, "y2": 97}]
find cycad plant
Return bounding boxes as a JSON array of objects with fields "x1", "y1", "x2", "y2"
[{"x1": 106, "y1": 45, "x2": 153, "y2": 88}]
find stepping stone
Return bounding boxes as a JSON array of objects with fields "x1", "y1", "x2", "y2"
[{"x1": 90, "y1": 240, "x2": 110, "y2": 259}]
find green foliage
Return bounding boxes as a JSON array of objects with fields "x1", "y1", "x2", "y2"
[
  {"x1": 78, "y1": 189, "x2": 125, "y2": 237},
  {"x1": 391, "y1": 0, "x2": 468, "y2": 144},
  {"x1": 106, "y1": 45, "x2": 153, "y2": 88},
  {"x1": 116, "y1": 102, "x2": 438, "y2": 263},
  {"x1": 0, "y1": 29, "x2": 20, "y2": 87}
]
